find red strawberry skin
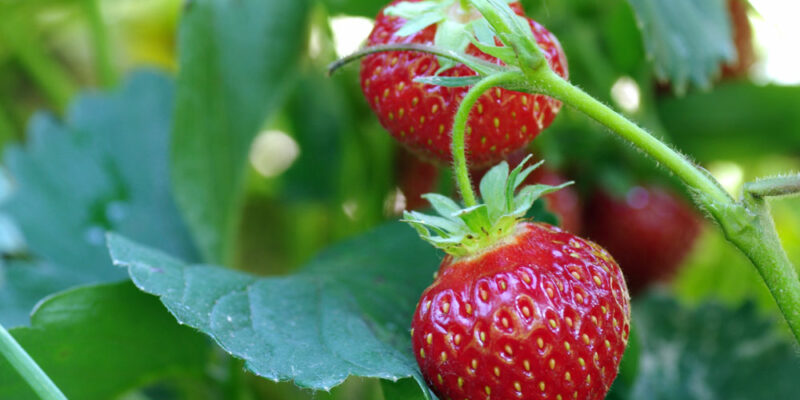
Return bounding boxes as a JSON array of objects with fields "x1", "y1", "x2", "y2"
[
  {"x1": 360, "y1": 1, "x2": 568, "y2": 168},
  {"x1": 584, "y1": 186, "x2": 702, "y2": 293},
  {"x1": 411, "y1": 222, "x2": 630, "y2": 400}
]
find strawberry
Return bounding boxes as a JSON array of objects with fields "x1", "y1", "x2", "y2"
[
  {"x1": 360, "y1": 0, "x2": 568, "y2": 168},
  {"x1": 405, "y1": 157, "x2": 630, "y2": 400},
  {"x1": 584, "y1": 186, "x2": 702, "y2": 293},
  {"x1": 472, "y1": 152, "x2": 583, "y2": 233},
  {"x1": 396, "y1": 147, "x2": 440, "y2": 211}
]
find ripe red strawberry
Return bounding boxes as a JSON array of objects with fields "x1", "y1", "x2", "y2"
[
  {"x1": 472, "y1": 152, "x2": 583, "y2": 233},
  {"x1": 360, "y1": 0, "x2": 568, "y2": 168},
  {"x1": 411, "y1": 222, "x2": 630, "y2": 400},
  {"x1": 721, "y1": 0, "x2": 755, "y2": 79},
  {"x1": 584, "y1": 186, "x2": 703, "y2": 293},
  {"x1": 396, "y1": 147, "x2": 439, "y2": 211},
  {"x1": 405, "y1": 157, "x2": 630, "y2": 400}
]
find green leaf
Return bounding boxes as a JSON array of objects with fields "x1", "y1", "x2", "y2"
[
  {"x1": 381, "y1": 378, "x2": 433, "y2": 400},
  {"x1": 0, "y1": 71, "x2": 197, "y2": 327},
  {"x1": 479, "y1": 161, "x2": 509, "y2": 221},
  {"x1": 614, "y1": 295, "x2": 800, "y2": 399},
  {"x1": 0, "y1": 282, "x2": 208, "y2": 400},
  {"x1": 658, "y1": 83, "x2": 800, "y2": 161},
  {"x1": 108, "y1": 223, "x2": 440, "y2": 399},
  {"x1": 626, "y1": 0, "x2": 735, "y2": 93},
  {"x1": 414, "y1": 75, "x2": 483, "y2": 88},
  {"x1": 171, "y1": 0, "x2": 311, "y2": 265}
]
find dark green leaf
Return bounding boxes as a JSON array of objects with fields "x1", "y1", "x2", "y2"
[
  {"x1": 381, "y1": 378, "x2": 434, "y2": 400},
  {"x1": 626, "y1": 0, "x2": 735, "y2": 93},
  {"x1": 322, "y1": 0, "x2": 387, "y2": 18},
  {"x1": 171, "y1": 0, "x2": 311, "y2": 264},
  {"x1": 615, "y1": 295, "x2": 800, "y2": 399},
  {"x1": 658, "y1": 82, "x2": 800, "y2": 160},
  {"x1": 108, "y1": 223, "x2": 440, "y2": 398},
  {"x1": 0, "y1": 282, "x2": 208, "y2": 400},
  {"x1": 0, "y1": 71, "x2": 197, "y2": 327}
]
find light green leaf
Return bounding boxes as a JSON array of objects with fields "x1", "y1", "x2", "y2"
[
  {"x1": 626, "y1": 0, "x2": 735, "y2": 93},
  {"x1": 108, "y1": 223, "x2": 440, "y2": 399},
  {"x1": 0, "y1": 282, "x2": 208, "y2": 400},
  {"x1": 384, "y1": 1, "x2": 441, "y2": 19},
  {"x1": 422, "y1": 193, "x2": 463, "y2": 217},
  {"x1": 171, "y1": 0, "x2": 311, "y2": 265},
  {"x1": 397, "y1": 12, "x2": 445, "y2": 37},
  {"x1": 0, "y1": 71, "x2": 197, "y2": 327},
  {"x1": 479, "y1": 161, "x2": 509, "y2": 221},
  {"x1": 414, "y1": 75, "x2": 483, "y2": 88}
]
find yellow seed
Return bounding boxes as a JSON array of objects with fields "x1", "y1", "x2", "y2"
[
  {"x1": 442, "y1": 302, "x2": 450, "y2": 313},
  {"x1": 523, "y1": 360, "x2": 530, "y2": 371},
  {"x1": 566, "y1": 317, "x2": 573, "y2": 327},
  {"x1": 399, "y1": 108, "x2": 405, "y2": 118},
  {"x1": 594, "y1": 276, "x2": 602, "y2": 286},
  {"x1": 537, "y1": 338, "x2": 544, "y2": 348},
  {"x1": 388, "y1": 112, "x2": 394, "y2": 121},
  {"x1": 420, "y1": 349, "x2": 425, "y2": 358},
  {"x1": 521, "y1": 272, "x2": 531, "y2": 283},
  {"x1": 494, "y1": 366, "x2": 500, "y2": 376},
  {"x1": 594, "y1": 352, "x2": 599, "y2": 362},
  {"x1": 514, "y1": 381, "x2": 522, "y2": 392},
  {"x1": 571, "y1": 271, "x2": 581, "y2": 280},
  {"x1": 521, "y1": 125, "x2": 528, "y2": 133},
  {"x1": 502, "y1": 317, "x2": 509, "y2": 328},
  {"x1": 591, "y1": 316, "x2": 598, "y2": 325},
  {"x1": 420, "y1": 116, "x2": 425, "y2": 124},
  {"x1": 522, "y1": 306, "x2": 531, "y2": 317},
  {"x1": 426, "y1": 333, "x2": 433, "y2": 345},
  {"x1": 485, "y1": 386, "x2": 491, "y2": 395},
  {"x1": 458, "y1": 377, "x2": 464, "y2": 387},
  {"x1": 493, "y1": 118, "x2": 500, "y2": 128},
  {"x1": 587, "y1": 374, "x2": 592, "y2": 384},
  {"x1": 471, "y1": 359, "x2": 478, "y2": 369},
  {"x1": 546, "y1": 287, "x2": 554, "y2": 298},
  {"x1": 432, "y1": 104, "x2": 439, "y2": 113},
  {"x1": 437, "y1": 374, "x2": 443, "y2": 384},
  {"x1": 383, "y1": 88, "x2": 390, "y2": 98},
  {"x1": 605, "y1": 340, "x2": 611, "y2": 349},
  {"x1": 480, "y1": 289, "x2": 489, "y2": 301},
  {"x1": 439, "y1": 124, "x2": 445, "y2": 134},
  {"x1": 582, "y1": 334, "x2": 590, "y2": 345},
  {"x1": 465, "y1": 303, "x2": 473, "y2": 314},
  {"x1": 557, "y1": 395, "x2": 563, "y2": 400},
  {"x1": 412, "y1": 97, "x2": 419, "y2": 106},
  {"x1": 564, "y1": 341, "x2": 571, "y2": 352},
  {"x1": 441, "y1": 352, "x2": 447, "y2": 362},
  {"x1": 579, "y1": 357, "x2": 586, "y2": 367},
  {"x1": 397, "y1": 82, "x2": 405, "y2": 91},
  {"x1": 505, "y1": 345, "x2": 513, "y2": 355},
  {"x1": 477, "y1": 104, "x2": 484, "y2": 114},
  {"x1": 549, "y1": 319, "x2": 557, "y2": 329},
  {"x1": 601, "y1": 305, "x2": 608, "y2": 314},
  {"x1": 495, "y1": 88, "x2": 501, "y2": 98},
  {"x1": 576, "y1": 294, "x2": 584, "y2": 303},
  {"x1": 522, "y1": 96, "x2": 528, "y2": 105},
  {"x1": 480, "y1": 331, "x2": 486, "y2": 342},
  {"x1": 410, "y1": 328, "x2": 414, "y2": 336},
  {"x1": 499, "y1": 280, "x2": 507, "y2": 290},
  {"x1": 539, "y1": 381, "x2": 545, "y2": 391},
  {"x1": 565, "y1": 372, "x2": 571, "y2": 381},
  {"x1": 425, "y1": 300, "x2": 431, "y2": 310},
  {"x1": 455, "y1": 334, "x2": 462, "y2": 345},
  {"x1": 549, "y1": 359, "x2": 555, "y2": 369},
  {"x1": 391, "y1": 57, "x2": 398, "y2": 65}
]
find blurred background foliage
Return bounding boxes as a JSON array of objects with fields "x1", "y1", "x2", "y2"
[{"x1": 0, "y1": 0, "x2": 799, "y2": 398}]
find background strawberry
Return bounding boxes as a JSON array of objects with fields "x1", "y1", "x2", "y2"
[
  {"x1": 411, "y1": 222, "x2": 630, "y2": 400},
  {"x1": 395, "y1": 147, "x2": 439, "y2": 211},
  {"x1": 360, "y1": 0, "x2": 568, "y2": 168},
  {"x1": 721, "y1": 0, "x2": 755, "y2": 79},
  {"x1": 584, "y1": 186, "x2": 703, "y2": 294}
]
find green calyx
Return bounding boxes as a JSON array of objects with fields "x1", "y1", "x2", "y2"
[
  {"x1": 384, "y1": 0, "x2": 542, "y2": 73},
  {"x1": 403, "y1": 155, "x2": 571, "y2": 257}
]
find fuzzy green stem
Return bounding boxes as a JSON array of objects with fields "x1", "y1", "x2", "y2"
[
  {"x1": 82, "y1": 0, "x2": 116, "y2": 87},
  {"x1": 0, "y1": 323, "x2": 67, "y2": 400},
  {"x1": 745, "y1": 175, "x2": 800, "y2": 198},
  {"x1": 535, "y1": 69, "x2": 733, "y2": 207},
  {"x1": 451, "y1": 72, "x2": 518, "y2": 207}
]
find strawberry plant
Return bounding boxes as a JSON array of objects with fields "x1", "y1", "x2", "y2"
[{"x1": 1, "y1": 0, "x2": 800, "y2": 399}]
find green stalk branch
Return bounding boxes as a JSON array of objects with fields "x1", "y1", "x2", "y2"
[
  {"x1": 0, "y1": 323, "x2": 67, "y2": 400},
  {"x1": 745, "y1": 175, "x2": 800, "y2": 198},
  {"x1": 450, "y1": 71, "x2": 519, "y2": 207},
  {"x1": 534, "y1": 68, "x2": 733, "y2": 207}
]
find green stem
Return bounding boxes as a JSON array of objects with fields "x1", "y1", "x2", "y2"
[
  {"x1": 82, "y1": 0, "x2": 116, "y2": 87},
  {"x1": 0, "y1": 323, "x2": 67, "y2": 400},
  {"x1": 450, "y1": 72, "x2": 518, "y2": 207},
  {"x1": 716, "y1": 191, "x2": 800, "y2": 343},
  {"x1": 328, "y1": 43, "x2": 500, "y2": 77},
  {"x1": 745, "y1": 175, "x2": 800, "y2": 198},
  {"x1": 535, "y1": 69, "x2": 733, "y2": 207}
]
